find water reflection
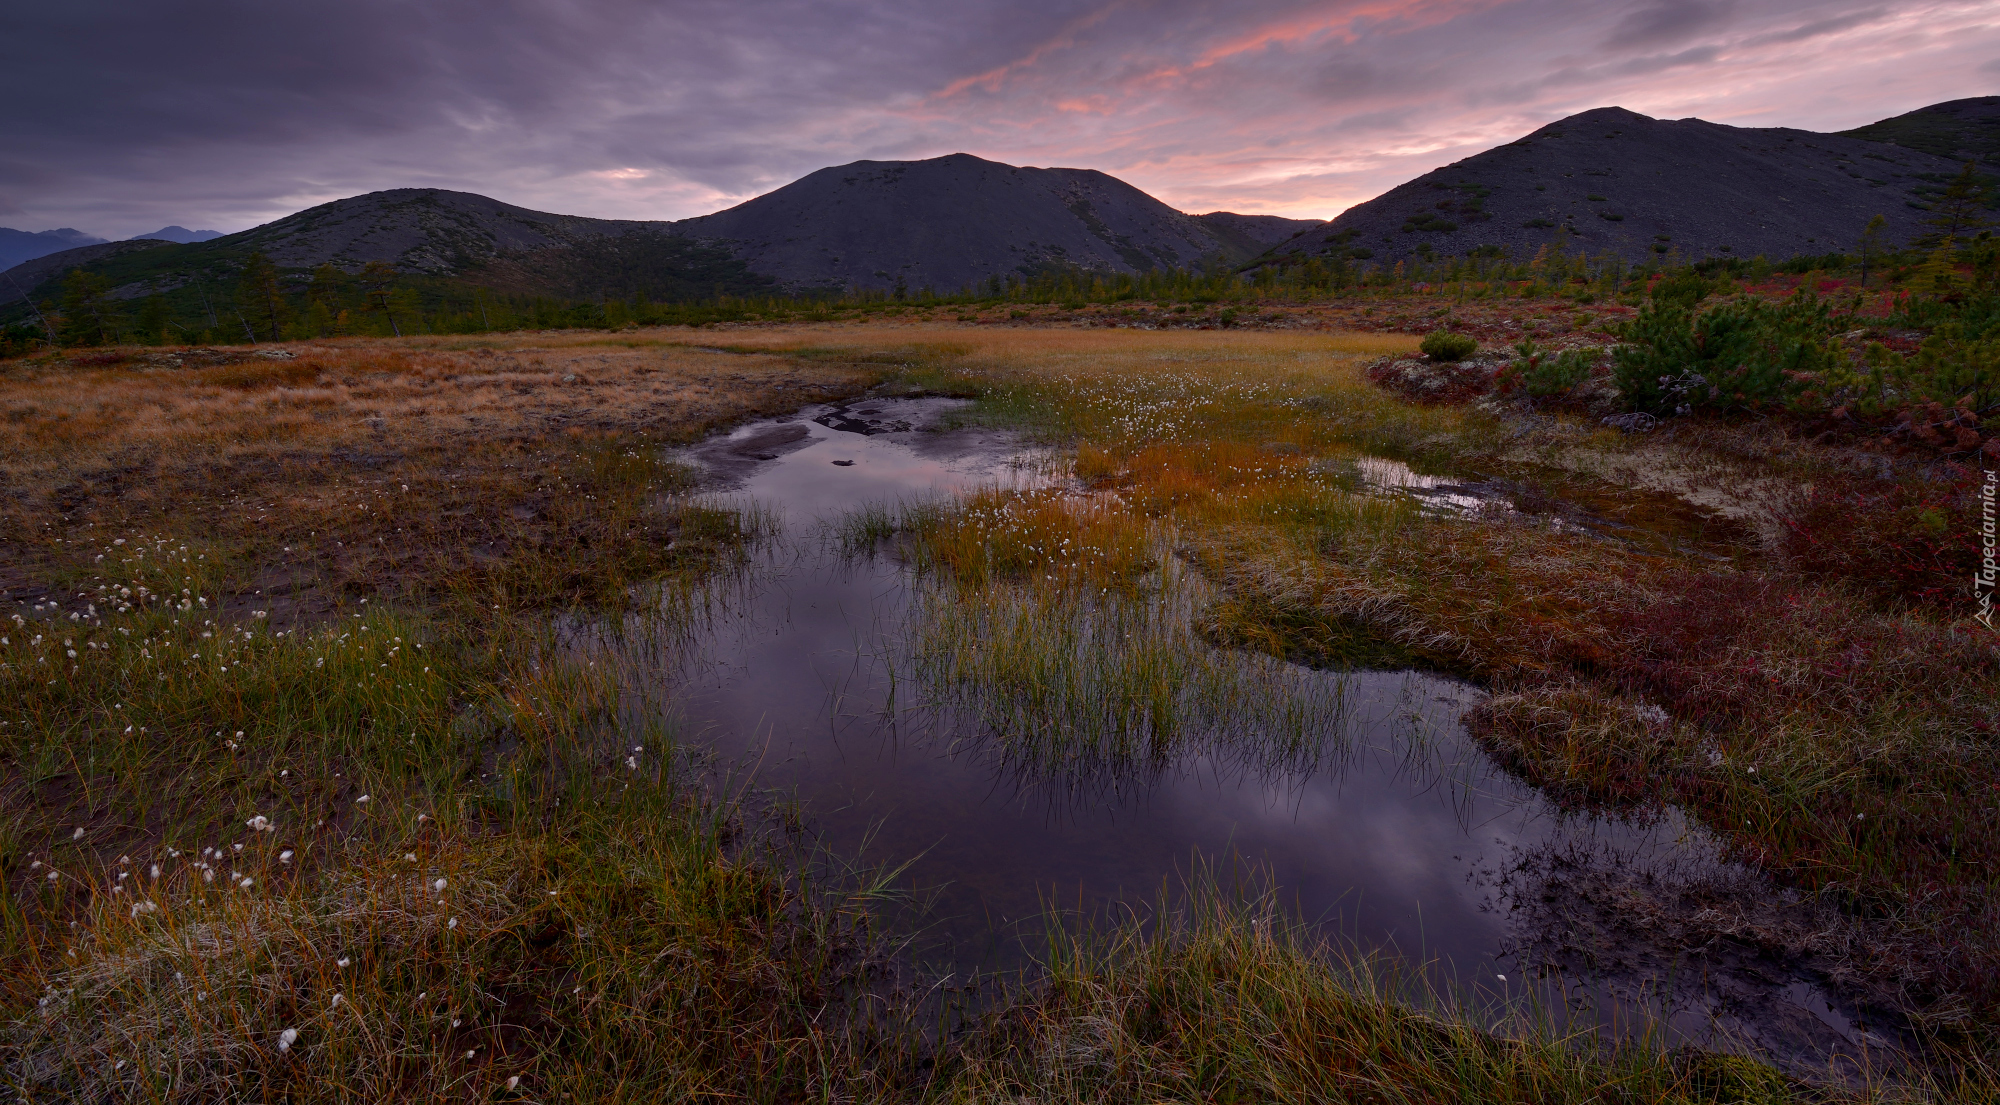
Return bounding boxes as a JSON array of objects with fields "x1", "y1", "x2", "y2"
[{"x1": 600, "y1": 397, "x2": 1886, "y2": 1077}]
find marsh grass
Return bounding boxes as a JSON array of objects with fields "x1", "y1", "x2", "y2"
[
  {"x1": 706, "y1": 324, "x2": 1999, "y2": 1088},
  {"x1": 946, "y1": 877, "x2": 1848, "y2": 1105},
  {"x1": 904, "y1": 572, "x2": 1349, "y2": 779},
  {"x1": 6, "y1": 322, "x2": 1991, "y2": 1100},
  {"x1": 10, "y1": 765, "x2": 917, "y2": 1102}
]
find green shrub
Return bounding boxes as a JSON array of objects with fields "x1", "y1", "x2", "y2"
[
  {"x1": 1828, "y1": 325, "x2": 2000, "y2": 424},
  {"x1": 1610, "y1": 291, "x2": 1842, "y2": 415},
  {"x1": 1500, "y1": 340, "x2": 1599, "y2": 398},
  {"x1": 1420, "y1": 330, "x2": 1478, "y2": 362}
]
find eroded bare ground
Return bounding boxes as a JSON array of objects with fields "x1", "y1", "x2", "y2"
[{"x1": 0, "y1": 333, "x2": 880, "y2": 621}]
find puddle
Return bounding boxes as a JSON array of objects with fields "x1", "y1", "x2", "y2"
[
  {"x1": 1351, "y1": 456, "x2": 1500, "y2": 515},
  {"x1": 607, "y1": 396, "x2": 1889, "y2": 1078},
  {"x1": 1343, "y1": 456, "x2": 1740, "y2": 559}
]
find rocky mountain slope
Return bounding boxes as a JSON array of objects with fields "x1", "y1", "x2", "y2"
[
  {"x1": 1264, "y1": 106, "x2": 1976, "y2": 270},
  {"x1": 675, "y1": 152, "x2": 1314, "y2": 292},
  {"x1": 208, "y1": 189, "x2": 678, "y2": 275},
  {"x1": 1838, "y1": 96, "x2": 2000, "y2": 167}
]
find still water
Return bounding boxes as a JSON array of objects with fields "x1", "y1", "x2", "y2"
[{"x1": 608, "y1": 395, "x2": 1885, "y2": 1075}]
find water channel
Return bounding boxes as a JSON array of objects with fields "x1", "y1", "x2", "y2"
[{"x1": 605, "y1": 394, "x2": 1893, "y2": 1078}]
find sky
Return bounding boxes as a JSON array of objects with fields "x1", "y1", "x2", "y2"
[{"x1": 5, "y1": 0, "x2": 1998, "y2": 239}]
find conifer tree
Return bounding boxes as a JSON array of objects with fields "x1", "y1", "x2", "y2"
[
  {"x1": 57, "y1": 269, "x2": 117, "y2": 346},
  {"x1": 1923, "y1": 162, "x2": 1993, "y2": 243},
  {"x1": 1858, "y1": 214, "x2": 1889, "y2": 287},
  {"x1": 237, "y1": 251, "x2": 289, "y2": 341},
  {"x1": 136, "y1": 294, "x2": 170, "y2": 343},
  {"x1": 358, "y1": 260, "x2": 401, "y2": 336},
  {"x1": 1911, "y1": 238, "x2": 1963, "y2": 295}
]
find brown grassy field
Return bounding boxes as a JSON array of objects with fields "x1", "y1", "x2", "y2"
[
  {"x1": 0, "y1": 333, "x2": 877, "y2": 619},
  {"x1": 2, "y1": 320, "x2": 1990, "y2": 1101}
]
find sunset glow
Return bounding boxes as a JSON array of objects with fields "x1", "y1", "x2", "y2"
[{"x1": 4, "y1": 0, "x2": 1996, "y2": 236}]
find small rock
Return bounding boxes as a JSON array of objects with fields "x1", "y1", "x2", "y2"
[{"x1": 831, "y1": 459, "x2": 855, "y2": 467}]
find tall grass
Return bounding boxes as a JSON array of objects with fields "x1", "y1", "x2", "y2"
[
  {"x1": 947, "y1": 876, "x2": 1847, "y2": 1105},
  {"x1": 905, "y1": 573, "x2": 1349, "y2": 779},
  {"x1": 733, "y1": 324, "x2": 1999, "y2": 1086}
]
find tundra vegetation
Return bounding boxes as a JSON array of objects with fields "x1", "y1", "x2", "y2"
[{"x1": 0, "y1": 250, "x2": 1996, "y2": 1102}]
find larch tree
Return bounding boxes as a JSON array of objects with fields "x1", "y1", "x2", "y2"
[
  {"x1": 1923, "y1": 162, "x2": 1994, "y2": 243},
  {"x1": 237, "y1": 251, "x2": 290, "y2": 341}
]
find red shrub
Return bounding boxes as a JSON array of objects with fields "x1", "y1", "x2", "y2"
[{"x1": 1771, "y1": 463, "x2": 1987, "y2": 608}]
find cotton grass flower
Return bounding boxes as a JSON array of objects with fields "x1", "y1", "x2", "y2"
[{"x1": 277, "y1": 1027, "x2": 299, "y2": 1052}]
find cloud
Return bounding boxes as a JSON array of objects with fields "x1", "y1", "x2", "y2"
[
  {"x1": 1601, "y1": 0, "x2": 1735, "y2": 50},
  {"x1": 2, "y1": 0, "x2": 1997, "y2": 235},
  {"x1": 1740, "y1": 8, "x2": 1887, "y2": 48},
  {"x1": 1981, "y1": 57, "x2": 2000, "y2": 73}
]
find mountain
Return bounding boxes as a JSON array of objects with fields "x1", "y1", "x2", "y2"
[
  {"x1": 205, "y1": 188, "x2": 681, "y2": 274},
  {"x1": 0, "y1": 227, "x2": 109, "y2": 271},
  {"x1": 132, "y1": 226, "x2": 225, "y2": 244},
  {"x1": 1190, "y1": 211, "x2": 1325, "y2": 260},
  {"x1": 5, "y1": 102, "x2": 1989, "y2": 323},
  {"x1": 0, "y1": 189, "x2": 780, "y2": 310},
  {"x1": 0, "y1": 240, "x2": 179, "y2": 299},
  {"x1": 673, "y1": 153, "x2": 1293, "y2": 291},
  {"x1": 1838, "y1": 96, "x2": 2000, "y2": 166},
  {"x1": 0, "y1": 156, "x2": 1324, "y2": 314},
  {"x1": 1264, "y1": 106, "x2": 1974, "y2": 269},
  {"x1": 1194, "y1": 211, "x2": 1324, "y2": 245}
]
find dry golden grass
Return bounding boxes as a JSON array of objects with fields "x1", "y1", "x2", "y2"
[{"x1": 0, "y1": 332, "x2": 876, "y2": 618}]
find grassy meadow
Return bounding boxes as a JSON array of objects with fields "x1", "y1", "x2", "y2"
[{"x1": 1, "y1": 321, "x2": 1992, "y2": 1101}]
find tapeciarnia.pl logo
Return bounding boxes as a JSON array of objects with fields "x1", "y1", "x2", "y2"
[{"x1": 1979, "y1": 465, "x2": 1997, "y2": 632}]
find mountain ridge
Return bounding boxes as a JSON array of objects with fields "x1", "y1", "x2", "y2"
[
  {"x1": 1838, "y1": 96, "x2": 2000, "y2": 166},
  {"x1": 1262, "y1": 106, "x2": 1979, "y2": 270},
  {"x1": 132, "y1": 226, "x2": 225, "y2": 244},
  {"x1": 673, "y1": 152, "x2": 1315, "y2": 292},
  {"x1": 0, "y1": 227, "x2": 110, "y2": 272},
  {"x1": 5, "y1": 98, "x2": 1994, "y2": 320}
]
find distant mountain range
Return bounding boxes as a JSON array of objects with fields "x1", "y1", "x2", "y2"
[
  {"x1": 135, "y1": 226, "x2": 225, "y2": 244},
  {"x1": 4, "y1": 97, "x2": 1995, "y2": 320},
  {"x1": 0, "y1": 225, "x2": 225, "y2": 272},
  {"x1": 0, "y1": 228, "x2": 107, "y2": 272},
  {"x1": 0, "y1": 154, "x2": 1321, "y2": 311}
]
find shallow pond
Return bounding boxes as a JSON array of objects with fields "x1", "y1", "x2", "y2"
[{"x1": 608, "y1": 395, "x2": 1890, "y2": 1077}]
